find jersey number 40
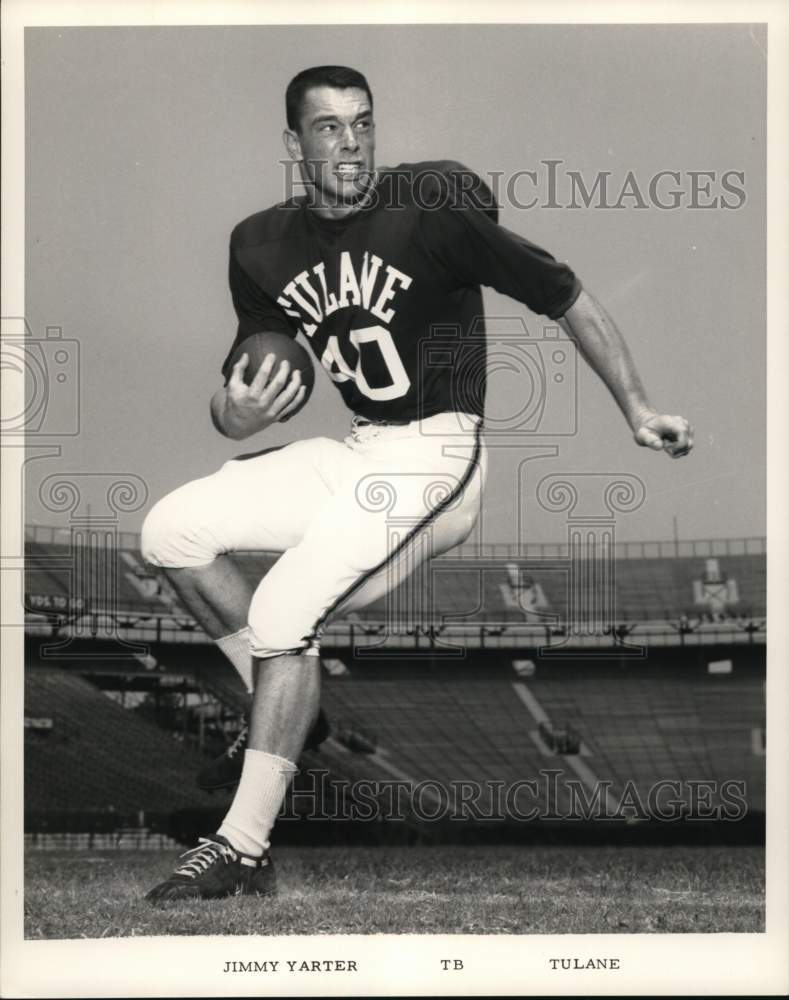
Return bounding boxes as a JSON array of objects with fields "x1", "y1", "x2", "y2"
[{"x1": 320, "y1": 326, "x2": 411, "y2": 402}]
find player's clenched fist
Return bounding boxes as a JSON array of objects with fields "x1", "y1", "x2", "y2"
[
  {"x1": 633, "y1": 411, "x2": 694, "y2": 458},
  {"x1": 211, "y1": 352, "x2": 306, "y2": 440}
]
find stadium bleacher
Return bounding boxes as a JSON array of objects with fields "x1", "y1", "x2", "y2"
[
  {"x1": 351, "y1": 552, "x2": 767, "y2": 624},
  {"x1": 21, "y1": 528, "x2": 766, "y2": 838},
  {"x1": 24, "y1": 531, "x2": 766, "y2": 626},
  {"x1": 526, "y1": 654, "x2": 765, "y2": 813},
  {"x1": 314, "y1": 651, "x2": 765, "y2": 818},
  {"x1": 24, "y1": 667, "x2": 228, "y2": 815}
]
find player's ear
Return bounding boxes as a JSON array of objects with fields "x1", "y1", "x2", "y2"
[{"x1": 283, "y1": 129, "x2": 303, "y2": 162}]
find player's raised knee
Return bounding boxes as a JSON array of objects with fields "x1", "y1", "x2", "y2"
[
  {"x1": 246, "y1": 617, "x2": 310, "y2": 660},
  {"x1": 140, "y1": 496, "x2": 182, "y2": 567},
  {"x1": 140, "y1": 492, "x2": 218, "y2": 569}
]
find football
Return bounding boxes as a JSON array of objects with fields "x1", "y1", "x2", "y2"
[{"x1": 229, "y1": 331, "x2": 315, "y2": 410}]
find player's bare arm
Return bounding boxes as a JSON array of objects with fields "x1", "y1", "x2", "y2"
[
  {"x1": 559, "y1": 289, "x2": 694, "y2": 459},
  {"x1": 210, "y1": 350, "x2": 306, "y2": 440}
]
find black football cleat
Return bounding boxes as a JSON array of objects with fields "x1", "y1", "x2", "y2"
[
  {"x1": 196, "y1": 724, "x2": 249, "y2": 791},
  {"x1": 145, "y1": 834, "x2": 276, "y2": 903},
  {"x1": 196, "y1": 708, "x2": 330, "y2": 791}
]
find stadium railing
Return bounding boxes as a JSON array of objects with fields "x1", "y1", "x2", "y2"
[
  {"x1": 23, "y1": 524, "x2": 768, "y2": 560},
  {"x1": 23, "y1": 527, "x2": 767, "y2": 649}
]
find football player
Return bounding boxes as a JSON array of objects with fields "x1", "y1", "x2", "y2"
[{"x1": 141, "y1": 65, "x2": 693, "y2": 901}]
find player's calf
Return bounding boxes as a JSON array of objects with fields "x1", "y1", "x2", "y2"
[{"x1": 196, "y1": 707, "x2": 331, "y2": 791}]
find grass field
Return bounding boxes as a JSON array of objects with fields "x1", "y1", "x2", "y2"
[{"x1": 25, "y1": 843, "x2": 764, "y2": 938}]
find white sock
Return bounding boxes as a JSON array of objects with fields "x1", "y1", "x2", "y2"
[
  {"x1": 215, "y1": 627, "x2": 254, "y2": 694},
  {"x1": 218, "y1": 749, "x2": 297, "y2": 857}
]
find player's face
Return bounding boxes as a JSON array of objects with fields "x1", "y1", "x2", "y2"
[{"x1": 284, "y1": 86, "x2": 376, "y2": 217}]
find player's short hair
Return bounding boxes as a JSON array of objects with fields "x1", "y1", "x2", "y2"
[{"x1": 286, "y1": 65, "x2": 373, "y2": 132}]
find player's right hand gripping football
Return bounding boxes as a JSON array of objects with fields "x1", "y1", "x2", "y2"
[{"x1": 215, "y1": 353, "x2": 306, "y2": 439}]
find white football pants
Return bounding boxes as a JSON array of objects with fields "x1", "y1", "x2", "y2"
[{"x1": 141, "y1": 412, "x2": 486, "y2": 657}]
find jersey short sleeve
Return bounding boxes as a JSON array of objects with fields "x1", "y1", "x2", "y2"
[
  {"x1": 221, "y1": 245, "x2": 297, "y2": 381},
  {"x1": 417, "y1": 164, "x2": 582, "y2": 320}
]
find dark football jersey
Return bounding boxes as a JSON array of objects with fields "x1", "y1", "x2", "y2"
[{"x1": 223, "y1": 160, "x2": 582, "y2": 422}]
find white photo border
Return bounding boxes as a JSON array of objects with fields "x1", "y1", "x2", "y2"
[{"x1": 2, "y1": 1, "x2": 787, "y2": 996}]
